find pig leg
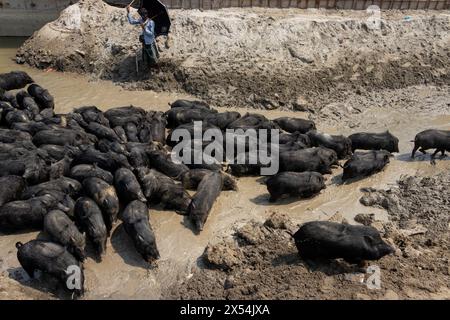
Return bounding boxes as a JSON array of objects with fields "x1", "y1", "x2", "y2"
[
  {"x1": 419, "y1": 147, "x2": 427, "y2": 154},
  {"x1": 411, "y1": 144, "x2": 419, "y2": 158},
  {"x1": 430, "y1": 149, "x2": 440, "y2": 165}
]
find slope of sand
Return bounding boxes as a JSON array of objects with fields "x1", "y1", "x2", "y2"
[{"x1": 17, "y1": 0, "x2": 450, "y2": 112}]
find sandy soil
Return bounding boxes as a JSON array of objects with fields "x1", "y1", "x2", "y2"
[
  {"x1": 16, "y1": 0, "x2": 450, "y2": 113},
  {"x1": 0, "y1": 1, "x2": 449, "y2": 300}
]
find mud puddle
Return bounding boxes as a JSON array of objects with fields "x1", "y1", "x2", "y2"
[{"x1": 0, "y1": 38, "x2": 449, "y2": 299}]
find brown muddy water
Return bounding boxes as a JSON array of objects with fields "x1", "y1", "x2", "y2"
[{"x1": 0, "y1": 37, "x2": 449, "y2": 299}]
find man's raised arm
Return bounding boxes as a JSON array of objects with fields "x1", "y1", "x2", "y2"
[{"x1": 126, "y1": 5, "x2": 141, "y2": 25}]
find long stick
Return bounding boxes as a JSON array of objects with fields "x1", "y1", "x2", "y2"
[{"x1": 129, "y1": 0, "x2": 137, "y2": 6}]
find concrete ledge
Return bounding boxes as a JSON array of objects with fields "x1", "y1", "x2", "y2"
[{"x1": 0, "y1": 9, "x2": 60, "y2": 36}]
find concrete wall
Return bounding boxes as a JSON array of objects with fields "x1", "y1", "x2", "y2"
[{"x1": 0, "y1": 0, "x2": 74, "y2": 36}]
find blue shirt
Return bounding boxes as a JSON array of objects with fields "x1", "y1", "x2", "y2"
[{"x1": 127, "y1": 13, "x2": 155, "y2": 45}]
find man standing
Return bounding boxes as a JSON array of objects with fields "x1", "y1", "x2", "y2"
[{"x1": 126, "y1": 5, "x2": 159, "y2": 69}]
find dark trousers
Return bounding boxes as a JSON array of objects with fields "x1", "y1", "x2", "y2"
[{"x1": 142, "y1": 42, "x2": 159, "y2": 68}]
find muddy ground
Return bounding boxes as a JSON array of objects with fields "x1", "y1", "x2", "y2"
[
  {"x1": 0, "y1": 1, "x2": 449, "y2": 300},
  {"x1": 167, "y1": 173, "x2": 450, "y2": 300}
]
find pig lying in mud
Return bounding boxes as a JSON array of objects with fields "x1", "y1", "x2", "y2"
[
  {"x1": 182, "y1": 169, "x2": 238, "y2": 191},
  {"x1": 114, "y1": 168, "x2": 146, "y2": 204},
  {"x1": 104, "y1": 106, "x2": 146, "y2": 127},
  {"x1": 266, "y1": 171, "x2": 325, "y2": 202},
  {"x1": 11, "y1": 121, "x2": 54, "y2": 135},
  {"x1": 82, "y1": 177, "x2": 119, "y2": 234},
  {"x1": 170, "y1": 99, "x2": 211, "y2": 110},
  {"x1": 74, "y1": 197, "x2": 108, "y2": 259},
  {"x1": 126, "y1": 142, "x2": 163, "y2": 168},
  {"x1": 147, "y1": 149, "x2": 189, "y2": 180},
  {"x1": 16, "y1": 240, "x2": 84, "y2": 297},
  {"x1": 39, "y1": 144, "x2": 80, "y2": 161},
  {"x1": 228, "y1": 152, "x2": 269, "y2": 176},
  {"x1": 74, "y1": 106, "x2": 110, "y2": 127},
  {"x1": 0, "y1": 71, "x2": 33, "y2": 90},
  {"x1": 32, "y1": 129, "x2": 88, "y2": 147},
  {"x1": 44, "y1": 210, "x2": 86, "y2": 261},
  {"x1": 293, "y1": 221, "x2": 394, "y2": 264},
  {"x1": 0, "y1": 153, "x2": 49, "y2": 184},
  {"x1": 349, "y1": 131, "x2": 399, "y2": 153},
  {"x1": 69, "y1": 164, "x2": 114, "y2": 184},
  {"x1": 342, "y1": 150, "x2": 391, "y2": 181},
  {"x1": 279, "y1": 147, "x2": 338, "y2": 174},
  {"x1": 227, "y1": 113, "x2": 278, "y2": 131},
  {"x1": 188, "y1": 171, "x2": 223, "y2": 232},
  {"x1": 72, "y1": 146, "x2": 131, "y2": 171},
  {"x1": 411, "y1": 129, "x2": 450, "y2": 164},
  {"x1": 0, "y1": 128, "x2": 32, "y2": 143},
  {"x1": 0, "y1": 195, "x2": 59, "y2": 232},
  {"x1": 86, "y1": 122, "x2": 120, "y2": 142},
  {"x1": 307, "y1": 130, "x2": 352, "y2": 159},
  {"x1": 166, "y1": 106, "x2": 217, "y2": 128},
  {"x1": 205, "y1": 111, "x2": 241, "y2": 130},
  {"x1": 97, "y1": 139, "x2": 129, "y2": 156},
  {"x1": 27, "y1": 83, "x2": 55, "y2": 110},
  {"x1": 279, "y1": 131, "x2": 311, "y2": 146},
  {"x1": 136, "y1": 167, "x2": 192, "y2": 214},
  {"x1": 0, "y1": 175, "x2": 26, "y2": 206},
  {"x1": 274, "y1": 117, "x2": 316, "y2": 134},
  {"x1": 21, "y1": 177, "x2": 81, "y2": 200},
  {"x1": 166, "y1": 121, "x2": 220, "y2": 148},
  {"x1": 121, "y1": 200, "x2": 160, "y2": 263}
]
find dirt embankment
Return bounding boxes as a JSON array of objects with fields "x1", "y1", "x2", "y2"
[
  {"x1": 166, "y1": 173, "x2": 450, "y2": 300},
  {"x1": 17, "y1": 0, "x2": 450, "y2": 111}
]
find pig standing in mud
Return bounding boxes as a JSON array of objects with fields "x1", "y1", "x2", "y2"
[
  {"x1": 293, "y1": 221, "x2": 394, "y2": 264},
  {"x1": 266, "y1": 171, "x2": 325, "y2": 202},
  {"x1": 188, "y1": 171, "x2": 223, "y2": 232},
  {"x1": 411, "y1": 129, "x2": 450, "y2": 164},
  {"x1": 16, "y1": 240, "x2": 84, "y2": 297},
  {"x1": 136, "y1": 167, "x2": 192, "y2": 213},
  {"x1": 121, "y1": 200, "x2": 160, "y2": 263},
  {"x1": 349, "y1": 131, "x2": 399, "y2": 153},
  {"x1": 74, "y1": 197, "x2": 108, "y2": 259},
  {"x1": 44, "y1": 210, "x2": 86, "y2": 261},
  {"x1": 83, "y1": 177, "x2": 120, "y2": 234},
  {"x1": 114, "y1": 168, "x2": 146, "y2": 204}
]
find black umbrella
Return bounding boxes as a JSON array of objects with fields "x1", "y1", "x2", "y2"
[{"x1": 139, "y1": 0, "x2": 171, "y2": 37}]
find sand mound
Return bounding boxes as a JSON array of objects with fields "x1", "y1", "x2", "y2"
[{"x1": 17, "y1": 1, "x2": 450, "y2": 110}]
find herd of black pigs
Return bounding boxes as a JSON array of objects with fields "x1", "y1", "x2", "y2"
[{"x1": 0, "y1": 71, "x2": 448, "y2": 297}]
